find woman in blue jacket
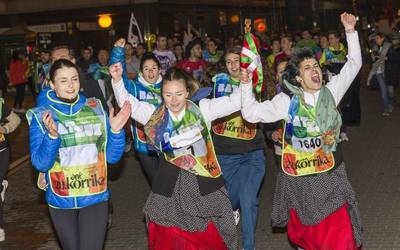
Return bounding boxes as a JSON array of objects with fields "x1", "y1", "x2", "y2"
[
  {"x1": 27, "y1": 59, "x2": 131, "y2": 250},
  {"x1": 111, "y1": 45, "x2": 163, "y2": 185}
]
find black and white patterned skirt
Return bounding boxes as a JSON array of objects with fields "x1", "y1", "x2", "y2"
[{"x1": 144, "y1": 170, "x2": 238, "y2": 249}]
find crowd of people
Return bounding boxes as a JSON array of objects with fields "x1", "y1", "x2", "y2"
[{"x1": 0, "y1": 11, "x2": 397, "y2": 249}]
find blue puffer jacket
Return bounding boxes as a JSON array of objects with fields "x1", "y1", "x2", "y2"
[{"x1": 27, "y1": 90, "x2": 125, "y2": 209}]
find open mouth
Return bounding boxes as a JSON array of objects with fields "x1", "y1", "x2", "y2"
[{"x1": 311, "y1": 74, "x2": 320, "y2": 84}]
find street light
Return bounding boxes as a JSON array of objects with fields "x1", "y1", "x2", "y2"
[{"x1": 98, "y1": 14, "x2": 112, "y2": 29}]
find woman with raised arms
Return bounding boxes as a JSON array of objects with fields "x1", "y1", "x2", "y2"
[
  {"x1": 110, "y1": 39, "x2": 248, "y2": 248},
  {"x1": 241, "y1": 13, "x2": 362, "y2": 249}
]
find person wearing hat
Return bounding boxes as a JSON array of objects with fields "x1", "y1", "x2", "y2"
[{"x1": 176, "y1": 38, "x2": 208, "y2": 84}]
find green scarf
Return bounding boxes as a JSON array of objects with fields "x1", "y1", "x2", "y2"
[{"x1": 283, "y1": 79, "x2": 342, "y2": 152}]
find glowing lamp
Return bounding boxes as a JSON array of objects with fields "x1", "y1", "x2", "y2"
[
  {"x1": 230, "y1": 15, "x2": 240, "y2": 24},
  {"x1": 98, "y1": 14, "x2": 112, "y2": 29},
  {"x1": 254, "y1": 18, "x2": 267, "y2": 33}
]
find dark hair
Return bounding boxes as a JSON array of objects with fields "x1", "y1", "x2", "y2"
[
  {"x1": 327, "y1": 31, "x2": 340, "y2": 38},
  {"x1": 375, "y1": 32, "x2": 385, "y2": 39},
  {"x1": 271, "y1": 37, "x2": 280, "y2": 44},
  {"x1": 81, "y1": 46, "x2": 91, "y2": 52},
  {"x1": 162, "y1": 67, "x2": 199, "y2": 98},
  {"x1": 49, "y1": 59, "x2": 80, "y2": 83},
  {"x1": 224, "y1": 46, "x2": 241, "y2": 59},
  {"x1": 157, "y1": 33, "x2": 167, "y2": 41},
  {"x1": 140, "y1": 52, "x2": 161, "y2": 72},
  {"x1": 97, "y1": 47, "x2": 109, "y2": 55},
  {"x1": 282, "y1": 48, "x2": 316, "y2": 87},
  {"x1": 185, "y1": 38, "x2": 203, "y2": 58},
  {"x1": 281, "y1": 34, "x2": 293, "y2": 42},
  {"x1": 174, "y1": 43, "x2": 183, "y2": 49},
  {"x1": 137, "y1": 43, "x2": 146, "y2": 49},
  {"x1": 207, "y1": 38, "x2": 218, "y2": 46},
  {"x1": 12, "y1": 50, "x2": 25, "y2": 62},
  {"x1": 51, "y1": 45, "x2": 71, "y2": 56},
  {"x1": 274, "y1": 55, "x2": 290, "y2": 74}
]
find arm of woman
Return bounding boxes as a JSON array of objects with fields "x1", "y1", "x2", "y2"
[
  {"x1": 2, "y1": 110, "x2": 20, "y2": 134},
  {"x1": 110, "y1": 62, "x2": 155, "y2": 125},
  {"x1": 110, "y1": 39, "x2": 133, "y2": 93},
  {"x1": 241, "y1": 82, "x2": 289, "y2": 123},
  {"x1": 29, "y1": 116, "x2": 61, "y2": 172},
  {"x1": 199, "y1": 83, "x2": 243, "y2": 124},
  {"x1": 326, "y1": 13, "x2": 362, "y2": 105},
  {"x1": 111, "y1": 77, "x2": 155, "y2": 125},
  {"x1": 105, "y1": 118, "x2": 126, "y2": 164}
]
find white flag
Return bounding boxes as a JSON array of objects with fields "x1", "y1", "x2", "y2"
[{"x1": 128, "y1": 12, "x2": 143, "y2": 47}]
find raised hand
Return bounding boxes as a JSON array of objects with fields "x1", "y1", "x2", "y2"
[
  {"x1": 240, "y1": 68, "x2": 252, "y2": 85},
  {"x1": 109, "y1": 101, "x2": 131, "y2": 133},
  {"x1": 114, "y1": 38, "x2": 126, "y2": 48},
  {"x1": 109, "y1": 62, "x2": 123, "y2": 83},
  {"x1": 42, "y1": 111, "x2": 58, "y2": 138},
  {"x1": 340, "y1": 12, "x2": 356, "y2": 33}
]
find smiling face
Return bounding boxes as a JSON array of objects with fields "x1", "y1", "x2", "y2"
[
  {"x1": 296, "y1": 58, "x2": 323, "y2": 93},
  {"x1": 142, "y1": 59, "x2": 160, "y2": 84},
  {"x1": 225, "y1": 53, "x2": 240, "y2": 80},
  {"x1": 162, "y1": 79, "x2": 189, "y2": 116},
  {"x1": 50, "y1": 66, "x2": 80, "y2": 100}
]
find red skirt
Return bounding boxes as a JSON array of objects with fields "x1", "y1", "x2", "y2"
[
  {"x1": 287, "y1": 203, "x2": 359, "y2": 250},
  {"x1": 148, "y1": 221, "x2": 227, "y2": 250}
]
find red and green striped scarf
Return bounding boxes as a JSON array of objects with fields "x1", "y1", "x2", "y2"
[{"x1": 240, "y1": 32, "x2": 264, "y2": 99}]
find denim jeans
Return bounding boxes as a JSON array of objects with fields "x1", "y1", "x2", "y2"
[
  {"x1": 376, "y1": 73, "x2": 394, "y2": 112},
  {"x1": 218, "y1": 149, "x2": 266, "y2": 250}
]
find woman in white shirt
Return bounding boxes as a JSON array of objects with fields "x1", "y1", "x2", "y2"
[
  {"x1": 241, "y1": 13, "x2": 362, "y2": 249},
  {"x1": 110, "y1": 64, "x2": 247, "y2": 248}
]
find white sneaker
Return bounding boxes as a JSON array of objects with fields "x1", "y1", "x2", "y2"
[
  {"x1": 0, "y1": 228, "x2": 5, "y2": 241},
  {"x1": 1, "y1": 180, "x2": 8, "y2": 202},
  {"x1": 233, "y1": 209, "x2": 240, "y2": 225}
]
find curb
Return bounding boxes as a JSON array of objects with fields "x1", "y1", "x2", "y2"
[{"x1": 7, "y1": 154, "x2": 30, "y2": 177}]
